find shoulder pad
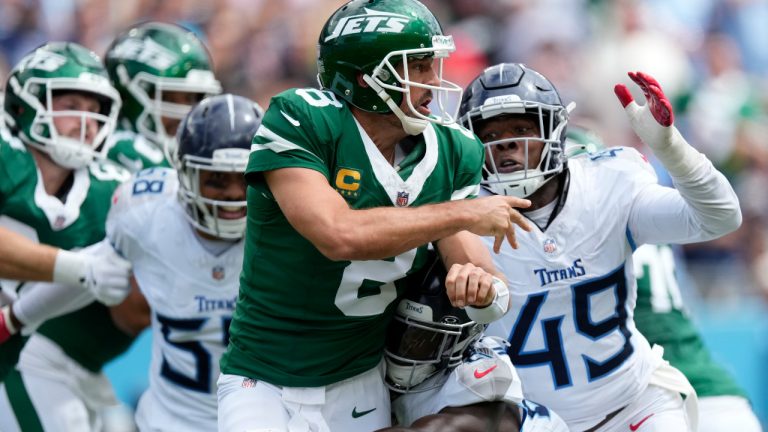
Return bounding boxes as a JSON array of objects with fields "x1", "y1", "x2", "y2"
[
  {"x1": 109, "y1": 167, "x2": 178, "y2": 217},
  {"x1": 581, "y1": 146, "x2": 657, "y2": 179}
]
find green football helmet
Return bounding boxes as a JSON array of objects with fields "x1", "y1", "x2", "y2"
[
  {"x1": 104, "y1": 22, "x2": 222, "y2": 155},
  {"x1": 317, "y1": 0, "x2": 462, "y2": 135},
  {"x1": 3, "y1": 42, "x2": 121, "y2": 169}
]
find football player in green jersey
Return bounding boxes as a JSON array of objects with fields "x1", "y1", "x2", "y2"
[
  {"x1": 0, "y1": 42, "x2": 136, "y2": 431},
  {"x1": 0, "y1": 225, "x2": 128, "y2": 295},
  {"x1": 104, "y1": 21, "x2": 222, "y2": 172},
  {"x1": 217, "y1": 1, "x2": 532, "y2": 431},
  {"x1": 567, "y1": 128, "x2": 762, "y2": 432}
]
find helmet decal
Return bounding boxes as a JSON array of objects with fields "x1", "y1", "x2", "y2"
[{"x1": 323, "y1": 8, "x2": 411, "y2": 42}]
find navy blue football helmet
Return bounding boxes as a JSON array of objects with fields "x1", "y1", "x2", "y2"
[
  {"x1": 459, "y1": 63, "x2": 568, "y2": 198},
  {"x1": 173, "y1": 94, "x2": 263, "y2": 239},
  {"x1": 385, "y1": 249, "x2": 484, "y2": 393}
]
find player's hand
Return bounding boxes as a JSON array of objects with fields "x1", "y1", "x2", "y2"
[
  {"x1": 465, "y1": 195, "x2": 532, "y2": 253},
  {"x1": 614, "y1": 71, "x2": 676, "y2": 151},
  {"x1": 445, "y1": 262, "x2": 496, "y2": 308},
  {"x1": 82, "y1": 245, "x2": 132, "y2": 306},
  {"x1": 54, "y1": 244, "x2": 133, "y2": 306}
]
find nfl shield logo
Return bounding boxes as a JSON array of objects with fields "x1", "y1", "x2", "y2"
[
  {"x1": 241, "y1": 378, "x2": 257, "y2": 388},
  {"x1": 53, "y1": 215, "x2": 66, "y2": 230},
  {"x1": 212, "y1": 265, "x2": 225, "y2": 281},
  {"x1": 543, "y1": 238, "x2": 557, "y2": 255},
  {"x1": 396, "y1": 191, "x2": 410, "y2": 207}
]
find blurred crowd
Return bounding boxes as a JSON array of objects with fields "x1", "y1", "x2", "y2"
[{"x1": 2, "y1": 0, "x2": 767, "y2": 305}]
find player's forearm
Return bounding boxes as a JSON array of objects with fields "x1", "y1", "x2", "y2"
[
  {"x1": 317, "y1": 199, "x2": 478, "y2": 261},
  {"x1": 436, "y1": 231, "x2": 505, "y2": 282},
  {"x1": 668, "y1": 157, "x2": 742, "y2": 238},
  {"x1": 0, "y1": 228, "x2": 56, "y2": 281}
]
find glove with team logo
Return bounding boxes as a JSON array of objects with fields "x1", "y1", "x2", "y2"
[
  {"x1": 53, "y1": 242, "x2": 132, "y2": 306},
  {"x1": 614, "y1": 72, "x2": 706, "y2": 178}
]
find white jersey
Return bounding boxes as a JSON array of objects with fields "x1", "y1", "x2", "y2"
[
  {"x1": 394, "y1": 337, "x2": 568, "y2": 432},
  {"x1": 484, "y1": 146, "x2": 738, "y2": 430},
  {"x1": 107, "y1": 167, "x2": 243, "y2": 432}
]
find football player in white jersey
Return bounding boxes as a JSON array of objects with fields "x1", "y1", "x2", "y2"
[
  {"x1": 382, "y1": 250, "x2": 569, "y2": 432},
  {"x1": 459, "y1": 63, "x2": 741, "y2": 431},
  {"x1": 567, "y1": 128, "x2": 763, "y2": 432},
  {"x1": 103, "y1": 94, "x2": 262, "y2": 432}
]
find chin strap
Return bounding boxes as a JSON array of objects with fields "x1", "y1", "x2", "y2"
[{"x1": 362, "y1": 74, "x2": 428, "y2": 136}]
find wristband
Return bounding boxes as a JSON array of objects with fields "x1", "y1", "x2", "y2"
[
  {"x1": 465, "y1": 277, "x2": 510, "y2": 324},
  {"x1": 52, "y1": 249, "x2": 86, "y2": 288}
]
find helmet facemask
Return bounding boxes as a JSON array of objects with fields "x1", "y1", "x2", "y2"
[
  {"x1": 465, "y1": 100, "x2": 568, "y2": 198},
  {"x1": 362, "y1": 36, "x2": 463, "y2": 135},
  {"x1": 176, "y1": 148, "x2": 249, "y2": 240},
  {"x1": 116, "y1": 65, "x2": 221, "y2": 158},
  {"x1": 6, "y1": 75, "x2": 120, "y2": 170}
]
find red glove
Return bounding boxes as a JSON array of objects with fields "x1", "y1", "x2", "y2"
[
  {"x1": 614, "y1": 72, "x2": 674, "y2": 127},
  {"x1": 613, "y1": 71, "x2": 704, "y2": 178},
  {"x1": 0, "y1": 305, "x2": 18, "y2": 344}
]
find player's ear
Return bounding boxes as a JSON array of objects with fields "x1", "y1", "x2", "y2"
[{"x1": 357, "y1": 73, "x2": 369, "y2": 88}]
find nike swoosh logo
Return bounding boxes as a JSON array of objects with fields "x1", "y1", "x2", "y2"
[
  {"x1": 629, "y1": 413, "x2": 654, "y2": 431},
  {"x1": 352, "y1": 407, "x2": 377, "y2": 418},
  {"x1": 280, "y1": 110, "x2": 301, "y2": 127},
  {"x1": 473, "y1": 365, "x2": 498, "y2": 379}
]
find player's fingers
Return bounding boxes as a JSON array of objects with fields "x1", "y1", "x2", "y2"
[
  {"x1": 509, "y1": 208, "x2": 531, "y2": 232},
  {"x1": 614, "y1": 83, "x2": 634, "y2": 108},
  {"x1": 502, "y1": 196, "x2": 531, "y2": 209},
  {"x1": 466, "y1": 268, "x2": 482, "y2": 304},
  {"x1": 445, "y1": 263, "x2": 459, "y2": 303},
  {"x1": 493, "y1": 234, "x2": 503, "y2": 254},
  {"x1": 628, "y1": 72, "x2": 654, "y2": 103},
  {"x1": 505, "y1": 224, "x2": 518, "y2": 250},
  {"x1": 635, "y1": 71, "x2": 662, "y2": 90},
  {"x1": 474, "y1": 273, "x2": 495, "y2": 307},
  {"x1": 646, "y1": 84, "x2": 674, "y2": 126},
  {"x1": 446, "y1": 263, "x2": 468, "y2": 307}
]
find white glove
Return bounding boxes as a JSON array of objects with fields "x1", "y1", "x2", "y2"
[
  {"x1": 614, "y1": 71, "x2": 705, "y2": 177},
  {"x1": 53, "y1": 243, "x2": 132, "y2": 306}
]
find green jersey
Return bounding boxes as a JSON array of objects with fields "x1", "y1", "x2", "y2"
[
  {"x1": 633, "y1": 244, "x2": 746, "y2": 398},
  {"x1": 0, "y1": 129, "x2": 134, "y2": 373},
  {"x1": 106, "y1": 129, "x2": 171, "y2": 173},
  {"x1": 221, "y1": 88, "x2": 484, "y2": 387}
]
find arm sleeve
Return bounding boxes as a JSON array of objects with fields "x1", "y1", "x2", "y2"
[
  {"x1": 628, "y1": 157, "x2": 742, "y2": 246},
  {"x1": 12, "y1": 241, "x2": 110, "y2": 332}
]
